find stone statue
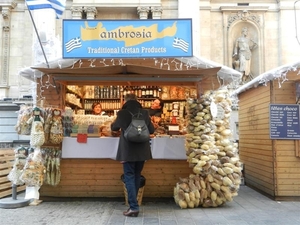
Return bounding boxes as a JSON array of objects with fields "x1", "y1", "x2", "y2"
[{"x1": 232, "y1": 27, "x2": 257, "y2": 82}]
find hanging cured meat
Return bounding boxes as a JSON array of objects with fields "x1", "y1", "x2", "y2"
[{"x1": 174, "y1": 89, "x2": 242, "y2": 208}]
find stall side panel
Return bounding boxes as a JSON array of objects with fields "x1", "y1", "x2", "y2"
[
  {"x1": 272, "y1": 81, "x2": 300, "y2": 199},
  {"x1": 37, "y1": 77, "x2": 63, "y2": 108},
  {"x1": 238, "y1": 85, "x2": 275, "y2": 197}
]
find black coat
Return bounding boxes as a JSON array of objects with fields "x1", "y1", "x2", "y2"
[
  {"x1": 148, "y1": 108, "x2": 163, "y2": 117},
  {"x1": 111, "y1": 100, "x2": 155, "y2": 161}
]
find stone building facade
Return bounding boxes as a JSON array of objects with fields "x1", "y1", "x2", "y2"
[{"x1": 0, "y1": 0, "x2": 299, "y2": 98}]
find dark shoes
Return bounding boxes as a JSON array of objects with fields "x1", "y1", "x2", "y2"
[{"x1": 123, "y1": 209, "x2": 139, "y2": 217}]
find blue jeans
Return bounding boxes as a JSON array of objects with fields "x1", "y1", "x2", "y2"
[{"x1": 123, "y1": 161, "x2": 145, "y2": 211}]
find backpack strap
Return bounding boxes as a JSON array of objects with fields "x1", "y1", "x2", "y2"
[
  {"x1": 127, "y1": 109, "x2": 143, "y2": 118},
  {"x1": 127, "y1": 110, "x2": 134, "y2": 117},
  {"x1": 136, "y1": 109, "x2": 142, "y2": 118}
]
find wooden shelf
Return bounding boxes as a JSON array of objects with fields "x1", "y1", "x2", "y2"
[
  {"x1": 84, "y1": 98, "x2": 120, "y2": 100},
  {"x1": 162, "y1": 99, "x2": 186, "y2": 101},
  {"x1": 66, "y1": 88, "x2": 83, "y2": 98},
  {"x1": 85, "y1": 109, "x2": 116, "y2": 111},
  {"x1": 65, "y1": 101, "x2": 82, "y2": 109},
  {"x1": 70, "y1": 133, "x2": 100, "y2": 137}
]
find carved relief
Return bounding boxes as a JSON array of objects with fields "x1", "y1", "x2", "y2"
[
  {"x1": 228, "y1": 10, "x2": 260, "y2": 29},
  {"x1": 1, "y1": 31, "x2": 9, "y2": 85},
  {"x1": 1, "y1": 5, "x2": 15, "y2": 87},
  {"x1": 2, "y1": 7, "x2": 11, "y2": 28},
  {"x1": 3, "y1": 26, "x2": 10, "y2": 32},
  {"x1": 137, "y1": 6, "x2": 150, "y2": 19},
  {"x1": 84, "y1": 7, "x2": 97, "y2": 19},
  {"x1": 70, "y1": 7, "x2": 84, "y2": 19},
  {"x1": 2, "y1": 11, "x2": 9, "y2": 19},
  {"x1": 151, "y1": 6, "x2": 163, "y2": 19},
  {"x1": 1, "y1": 1, "x2": 16, "y2": 19}
]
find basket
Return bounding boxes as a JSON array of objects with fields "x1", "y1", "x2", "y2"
[
  {"x1": 123, "y1": 183, "x2": 144, "y2": 206},
  {"x1": 121, "y1": 174, "x2": 145, "y2": 206}
]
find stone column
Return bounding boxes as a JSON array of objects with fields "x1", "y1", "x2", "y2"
[
  {"x1": 178, "y1": 0, "x2": 200, "y2": 57},
  {"x1": 1, "y1": 3, "x2": 16, "y2": 90},
  {"x1": 1, "y1": 11, "x2": 10, "y2": 87},
  {"x1": 151, "y1": 6, "x2": 163, "y2": 19},
  {"x1": 70, "y1": 6, "x2": 84, "y2": 19},
  {"x1": 84, "y1": 7, "x2": 97, "y2": 19},
  {"x1": 137, "y1": 6, "x2": 150, "y2": 19}
]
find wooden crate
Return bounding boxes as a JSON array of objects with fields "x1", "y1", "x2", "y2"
[{"x1": 0, "y1": 149, "x2": 25, "y2": 198}]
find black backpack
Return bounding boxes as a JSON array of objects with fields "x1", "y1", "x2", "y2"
[{"x1": 124, "y1": 109, "x2": 150, "y2": 143}]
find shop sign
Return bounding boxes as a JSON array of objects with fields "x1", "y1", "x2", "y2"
[
  {"x1": 62, "y1": 19, "x2": 193, "y2": 58},
  {"x1": 270, "y1": 104, "x2": 300, "y2": 139}
]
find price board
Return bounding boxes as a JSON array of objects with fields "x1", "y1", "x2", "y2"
[{"x1": 269, "y1": 104, "x2": 300, "y2": 139}]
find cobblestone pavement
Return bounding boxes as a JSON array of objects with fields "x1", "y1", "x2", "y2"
[{"x1": 1, "y1": 186, "x2": 300, "y2": 225}]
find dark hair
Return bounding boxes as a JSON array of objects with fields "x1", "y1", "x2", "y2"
[
  {"x1": 92, "y1": 102, "x2": 101, "y2": 109},
  {"x1": 92, "y1": 102, "x2": 102, "y2": 114},
  {"x1": 124, "y1": 93, "x2": 137, "y2": 101},
  {"x1": 157, "y1": 98, "x2": 164, "y2": 109}
]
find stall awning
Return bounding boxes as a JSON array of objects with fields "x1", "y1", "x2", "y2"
[
  {"x1": 32, "y1": 63, "x2": 221, "y2": 86},
  {"x1": 19, "y1": 56, "x2": 242, "y2": 86},
  {"x1": 232, "y1": 60, "x2": 300, "y2": 96}
]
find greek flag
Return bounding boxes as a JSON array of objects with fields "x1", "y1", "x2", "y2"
[
  {"x1": 26, "y1": 0, "x2": 66, "y2": 19},
  {"x1": 172, "y1": 37, "x2": 189, "y2": 52},
  {"x1": 65, "y1": 37, "x2": 82, "y2": 53}
]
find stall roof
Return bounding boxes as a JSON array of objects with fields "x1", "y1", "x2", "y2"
[
  {"x1": 32, "y1": 63, "x2": 221, "y2": 86},
  {"x1": 232, "y1": 60, "x2": 300, "y2": 96},
  {"x1": 19, "y1": 56, "x2": 242, "y2": 86}
]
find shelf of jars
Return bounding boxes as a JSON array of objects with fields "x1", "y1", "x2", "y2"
[
  {"x1": 84, "y1": 99, "x2": 121, "y2": 110},
  {"x1": 122, "y1": 85, "x2": 162, "y2": 99},
  {"x1": 65, "y1": 85, "x2": 196, "y2": 117}
]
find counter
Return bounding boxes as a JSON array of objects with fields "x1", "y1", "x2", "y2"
[
  {"x1": 41, "y1": 136, "x2": 191, "y2": 198},
  {"x1": 62, "y1": 136, "x2": 187, "y2": 159}
]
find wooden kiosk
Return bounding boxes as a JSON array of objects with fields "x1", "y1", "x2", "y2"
[
  {"x1": 234, "y1": 62, "x2": 300, "y2": 200},
  {"x1": 31, "y1": 58, "x2": 225, "y2": 198}
]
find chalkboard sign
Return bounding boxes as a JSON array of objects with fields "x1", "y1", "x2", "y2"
[{"x1": 270, "y1": 104, "x2": 300, "y2": 139}]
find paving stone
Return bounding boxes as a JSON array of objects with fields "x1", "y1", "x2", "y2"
[{"x1": 0, "y1": 186, "x2": 300, "y2": 225}]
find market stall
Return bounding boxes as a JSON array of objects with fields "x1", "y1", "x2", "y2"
[
  {"x1": 232, "y1": 60, "x2": 300, "y2": 200},
  {"x1": 19, "y1": 57, "x2": 230, "y2": 199}
]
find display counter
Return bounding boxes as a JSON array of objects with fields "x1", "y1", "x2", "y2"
[
  {"x1": 40, "y1": 136, "x2": 191, "y2": 198},
  {"x1": 62, "y1": 136, "x2": 186, "y2": 159}
]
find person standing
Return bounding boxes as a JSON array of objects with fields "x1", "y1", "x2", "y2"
[
  {"x1": 233, "y1": 27, "x2": 257, "y2": 82},
  {"x1": 91, "y1": 102, "x2": 103, "y2": 115},
  {"x1": 149, "y1": 98, "x2": 164, "y2": 117},
  {"x1": 111, "y1": 93, "x2": 154, "y2": 217},
  {"x1": 148, "y1": 98, "x2": 164, "y2": 129}
]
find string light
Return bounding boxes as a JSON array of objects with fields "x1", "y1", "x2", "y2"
[
  {"x1": 232, "y1": 60, "x2": 300, "y2": 98},
  {"x1": 99, "y1": 59, "x2": 109, "y2": 67},
  {"x1": 20, "y1": 54, "x2": 244, "y2": 101},
  {"x1": 88, "y1": 59, "x2": 96, "y2": 67}
]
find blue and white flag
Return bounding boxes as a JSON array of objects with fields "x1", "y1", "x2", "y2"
[
  {"x1": 65, "y1": 37, "x2": 82, "y2": 53},
  {"x1": 172, "y1": 37, "x2": 189, "y2": 52},
  {"x1": 26, "y1": 0, "x2": 66, "y2": 19}
]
